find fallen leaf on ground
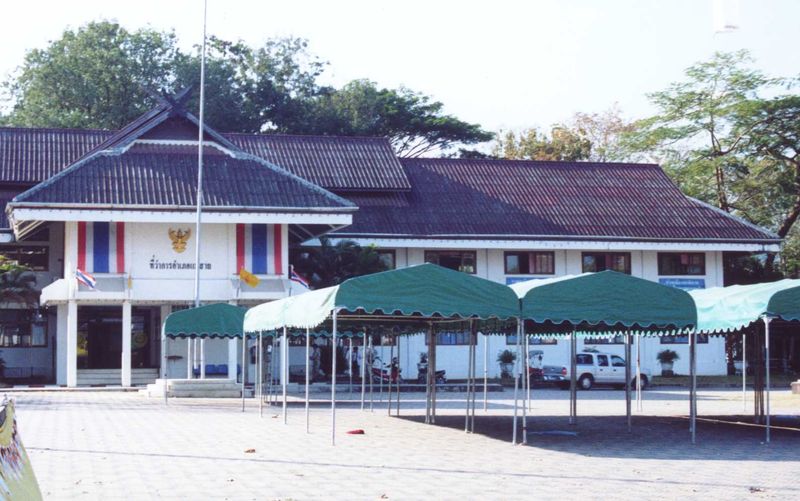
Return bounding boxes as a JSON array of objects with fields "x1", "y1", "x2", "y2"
[{"x1": 244, "y1": 448, "x2": 256, "y2": 453}]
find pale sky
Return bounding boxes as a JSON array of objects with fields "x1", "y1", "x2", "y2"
[{"x1": 1, "y1": 0, "x2": 798, "y2": 132}]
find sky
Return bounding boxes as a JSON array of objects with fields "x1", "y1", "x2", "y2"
[{"x1": 1, "y1": 0, "x2": 798, "y2": 132}]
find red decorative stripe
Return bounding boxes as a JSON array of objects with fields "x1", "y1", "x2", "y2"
[
  {"x1": 116, "y1": 222, "x2": 125, "y2": 273},
  {"x1": 273, "y1": 224, "x2": 282, "y2": 275},
  {"x1": 77, "y1": 222, "x2": 86, "y2": 271},
  {"x1": 236, "y1": 224, "x2": 245, "y2": 273}
]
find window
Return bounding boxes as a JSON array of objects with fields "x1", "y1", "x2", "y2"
[
  {"x1": 377, "y1": 250, "x2": 396, "y2": 270},
  {"x1": 506, "y1": 335, "x2": 557, "y2": 345},
  {"x1": 584, "y1": 335, "x2": 625, "y2": 345},
  {"x1": 611, "y1": 355, "x2": 626, "y2": 367},
  {"x1": 582, "y1": 252, "x2": 631, "y2": 274},
  {"x1": 597, "y1": 355, "x2": 609, "y2": 367},
  {"x1": 425, "y1": 250, "x2": 476, "y2": 274},
  {"x1": 504, "y1": 251, "x2": 555, "y2": 275},
  {"x1": 658, "y1": 253, "x2": 706, "y2": 276},
  {"x1": 576, "y1": 354, "x2": 593, "y2": 365},
  {"x1": 660, "y1": 334, "x2": 709, "y2": 344},
  {"x1": 435, "y1": 332, "x2": 470, "y2": 345},
  {"x1": 0, "y1": 309, "x2": 47, "y2": 347}
]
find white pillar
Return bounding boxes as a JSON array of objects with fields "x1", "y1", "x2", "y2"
[
  {"x1": 228, "y1": 338, "x2": 238, "y2": 380},
  {"x1": 122, "y1": 301, "x2": 132, "y2": 387},
  {"x1": 66, "y1": 300, "x2": 78, "y2": 388}
]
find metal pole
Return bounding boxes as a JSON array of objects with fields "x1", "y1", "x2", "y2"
[
  {"x1": 361, "y1": 331, "x2": 367, "y2": 411},
  {"x1": 396, "y1": 334, "x2": 401, "y2": 416},
  {"x1": 241, "y1": 335, "x2": 246, "y2": 412},
  {"x1": 470, "y1": 327, "x2": 477, "y2": 433},
  {"x1": 764, "y1": 317, "x2": 771, "y2": 444},
  {"x1": 331, "y1": 310, "x2": 338, "y2": 446},
  {"x1": 282, "y1": 327, "x2": 288, "y2": 424},
  {"x1": 379, "y1": 335, "x2": 384, "y2": 403},
  {"x1": 690, "y1": 329, "x2": 696, "y2": 444},
  {"x1": 200, "y1": 339, "x2": 206, "y2": 379},
  {"x1": 368, "y1": 335, "x2": 374, "y2": 411},
  {"x1": 569, "y1": 330, "x2": 577, "y2": 425},
  {"x1": 192, "y1": 0, "x2": 208, "y2": 310},
  {"x1": 742, "y1": 332, "x2": 747, "y2": 411},
  {"x1": 636, "y1": 335, "x2": 642, "y2": 412},
  {"x1": 258, "y1": 333, "x2": 263, "y2": 417},
  {"x1": 625, "y1": 333, "x2": 632, "y2": 432},
  {"x1": 305, "y1": 328, "x2": 310, "y2": 434},
  {"x1": 431, "y1": 329, "x2": 437, "y2": 424},
  {"x1": 349, "y1": 337, "x2": 354, "y2": 395},
  {"x1": 525, "y1": 332, "x2": 531, "y2": 411},
  {"x1": 162, "y1": 328, "x2": 168, "y2": 406},
  {"x1": 483, "y1": 332, "x2": 488, "y2": 412},
  {"x1": 388, "y1": 337, "x2": 394, "y2": 416},
  {"x1": 465, "y1": 322, "x2": 473, "y2": 432},
  {"x1": 187, "y1": 338, "x2": 193, "y2": 379},
  {"x1": 425, "y1": 327, "x2": 432, "y2": 424},
  {"x1": 512, "y1": 318, "x2": 522, "y2": 444}
]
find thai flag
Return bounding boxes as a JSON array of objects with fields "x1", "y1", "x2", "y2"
[
  {"x1": 77, "y1": 222, "x2": 125, "y2": 273},
  {"x1": 235, "y1": 224, "x2": 283, "y2": 275},
  {"x1": 75, "y1": 268, "x2": 97, "y2": 290},
  {"x1": 290, "y1": 265, "x2": 310, "y2": 289}
]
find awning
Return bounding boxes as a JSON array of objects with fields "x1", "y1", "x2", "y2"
[
  {"x1": 163, "y1": 303, "x2": 247, "y2": 339},
  {"x1": 690, "y1": 279, "x2": 800, "y2": 333},
  {"x1": 244, "y1": 263, "x2": 520, "y2": 333},
  {"x1": 512, "y1": 270, "x2": 697, "y2": 331}
]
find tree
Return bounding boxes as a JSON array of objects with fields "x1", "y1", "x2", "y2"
[
  {"x1": 290, "y1": 237, "x2": 388, "y2": 289},
  {"x1": 0, "y1": 256, "x2": 38, "y2": 306},
  {"x1": 492, "y1": 126, "x2": 591, "y2": 161},
  {"x1": 279, "y1": 80, "x2": 492, "y2": 157},
  {"x1": 570, "y1": 105, "x2": 636, "y2": 162},
  {"x1": 3, "y1": 21, "x2": 180, "y2": 129}
]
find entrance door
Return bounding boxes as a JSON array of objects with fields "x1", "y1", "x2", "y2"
[{"x1": 77, "y1": 306, "x2": 122, "y2": 369}]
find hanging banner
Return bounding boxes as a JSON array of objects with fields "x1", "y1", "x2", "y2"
[{"x1": 0, "y1": 400, "x2": 43, "y2": 501}]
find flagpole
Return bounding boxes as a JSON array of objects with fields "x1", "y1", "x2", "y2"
[{"x1": 192, "y1": 0, "x2": 208, "y2": 311}]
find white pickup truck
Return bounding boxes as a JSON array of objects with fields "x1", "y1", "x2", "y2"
[{"x1": 554, "y1": 351, "x2": 650, "y2": 390}]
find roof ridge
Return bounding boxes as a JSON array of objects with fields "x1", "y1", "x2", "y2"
[
  {"x1": 401, "y1": 157, "x2": 661, "y2": 168},
  {"x1": 0, "y1": 126, "x2": 115, "y2": 134},
  {"x1": 224, "y1": 131, "x2": 392, "y2": 142}
]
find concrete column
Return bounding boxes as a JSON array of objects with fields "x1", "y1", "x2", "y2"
[
  {"x1": 228, "y1": 338, "x2": 239, "y2": 381},
  {"x1": 122, "y1": 301, "x2": 132, "y2": 387},
  {"x1": 66, "y1": 301, "x2": 78, "y2": 387}
]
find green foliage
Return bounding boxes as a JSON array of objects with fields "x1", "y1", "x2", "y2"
[
  {"x1": 656, "y1": 349, "x2": 679, "y2": 364},
  {"x1": 290, "y1": 237, "x2": 388, "y2": 289},
  {"x1": 2, "y1": 20, "x2": 490, "y2": 155},
  {"x1": 497, "y1": 349, "x2": 517, "y2": 364},
  {"x1": 0, "y1": 255, "x2": 38, "y2": 306},
  {"x1": 493, "y1": 126, "x2": 591, "y2": 161}
]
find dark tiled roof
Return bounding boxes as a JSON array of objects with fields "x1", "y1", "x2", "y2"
[
  {"x1": 0, "y1": 127, "x2": 113, "y2": 183},
  {"x1": 332, "y1": 158, "x2": 779, "y2": 243},
  {"x1": 0, "y1": 127, "x2": 409, "y2": 191},
  {"x1": 12, "y1": 143, "x2": 355, "y2": 211},
  {"x1": 226, "y1": 133, "x2": 410, "y2": 191}
]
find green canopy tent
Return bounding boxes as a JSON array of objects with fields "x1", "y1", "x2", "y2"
[
  {"x1": 244, "y1": 263, "x2": 520, "y2": 444},
  {"x1": 690, "y1": 279, "x2": 800, "y2": 443},
  {"x1": 510, "y1": 271, "x2": 697, "y2": 444},
  {"x1": 161, "y1": 303, "x2": 248, "y2": 408}
]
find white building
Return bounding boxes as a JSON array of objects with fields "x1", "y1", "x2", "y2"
[{"x1": 0, "y1": 95, "x2": 780, "y2": 386}]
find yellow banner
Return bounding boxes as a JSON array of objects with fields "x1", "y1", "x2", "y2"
[
  {"x1": 0, "y1": 400, "x2": 43, "y2": 501},
  {"x1": 239, "y1": 268, "x2": 260, "y2": 288}
]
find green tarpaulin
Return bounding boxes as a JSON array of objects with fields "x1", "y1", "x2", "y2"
[
  {"x1": 512, "y1": 270, "x2": 697, "y2": 331},
  {"x1": 244, "y1": 263, "x2": 520, "y2": 333},
  {"x1": 163, "y1": 303, "x2": 247, "y2": 338},
  {"x1": 690, "y1": 279, "x2": 800, "y2": 333}
]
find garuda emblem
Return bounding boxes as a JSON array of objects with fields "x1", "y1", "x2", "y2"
[{"x1": 168, "y1": 228, "x2": 191, "y2": 253}]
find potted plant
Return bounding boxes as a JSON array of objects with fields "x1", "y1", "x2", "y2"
[
  {"x1": 497, "y1": 349, "x2": 517, "y2": 379},
  {"x1": 657, "y1": 349, "x2": 679, "y2": 376}
]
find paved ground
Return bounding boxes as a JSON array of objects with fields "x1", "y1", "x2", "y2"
[{"x1": 8, "y1": 387, "x2": 800, "y2": 500}]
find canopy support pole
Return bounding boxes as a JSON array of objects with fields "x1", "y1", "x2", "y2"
[
  {"x1": 625, "y1": 333, "x2": 632, "y2": 432},
  {"x1": 483, "y1": 332, "x2": 488, "y2": 412},
  {"x1": 431, "y1": 330, "x2": 437, "y2": 424},
  {"x1": 162, "y1": 327, "x2": 168, "y2": 406},
  {"x1": 200, "y1": 339, "x2": 206, "y2": 379},
  {"x1": 258, "y1": 332, "x2": 263, "y2": 418},
  {"x1": 636, "y1": 335, "x2": 642, "y2": 412},
  {"x1": 361, "y1": 331, "x2": 367, "y2": 411},
  {"x1": 470, "y1": 326, "x2": 477, "y2": 433},
  {"x1": 764, "y1": 316, "x2": 772, "y2": 444},
  {"x1": 349, "y1": 337, "x2": 354, "y2": 395},
  {"x1": 331, "y1": 310, "x2": 338, "y2": 446},
  {"x1": 512, "y1": 318, "x2": 522, "y2": 444},
  {"x1": 465, "y1": 321, "x2": 473, "y2": 433},
  {"x1": 388, "y1": 336, "x2": 395, "y2": 417},
  {"x1": 368, "y1": 335, "x2": 374, "y2": 412},
  {"x1": 396, "y1": 334, "x2": 401, "y2": 416},
  {"x1": 569, "y1": 330, "x2": 577, "y2": 425},
  {"x1": 241, "y1": 335, "x2": 246, "y2": 412},
  {"x1": 525, "y1": 332, "x2": 531, "y2": 411},
  {"x1": 425, "y1": 326, "x2": 432, "y2": 424},
  {"x1": 305, "y1": 328, "x2": 310, "y2": 434},
  {"x1": 742, "y1": 332, "x2": 747, "y2": 411},
  {"x1": 379, "y1": 335, "x2": 384, "y2": 403},
  {"x1": 690, "y1": 329, "x2": 697, "y2": 444},
  {"x1": 187, "y1": 339, "x2": 193, "y2": 379},
  {"x1": 282, "y1": 326, "x2": 288, "y2": 425}
]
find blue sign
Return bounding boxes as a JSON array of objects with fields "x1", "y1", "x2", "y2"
[{"x1": 659, "y1": 278, "x2": 705, "y2": 291}]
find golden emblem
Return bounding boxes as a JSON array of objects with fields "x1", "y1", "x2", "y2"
[{"x1": 168, "y1": 228, "x2": 191, "y2": 253}]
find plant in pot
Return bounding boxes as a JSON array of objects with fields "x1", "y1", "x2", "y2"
[
  {"x1": 497, "y1": 349, "x2": 517, "y2": 379},
  {"x1": 657, "y1": 349, "x2": 679, "y2": 376}
]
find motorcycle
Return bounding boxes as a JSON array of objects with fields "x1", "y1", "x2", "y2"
[
  {"x1": 417, "y1": 354, "x2": 447, "y2": 384},
  {"x1": 371, "y1": 357, "x2": 402, "y2": 384}
]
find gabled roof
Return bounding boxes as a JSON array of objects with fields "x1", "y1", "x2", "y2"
[{"x1": 332, "y1": 158, "x2": 779, "y2": 244}]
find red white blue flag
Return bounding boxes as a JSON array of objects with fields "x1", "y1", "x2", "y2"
[
  {"x1": 290, "y1": 265, "x2": 310, "y2": 289},
  {"x1": 235, "y1": 224, "x2": 282, "y2": 275},
  {"x1": 75, "y1": 268, "x2": 97, "y2": 290},
  {"x1": 77, "y1": 222, "x2": 125, "y2": 274}
]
